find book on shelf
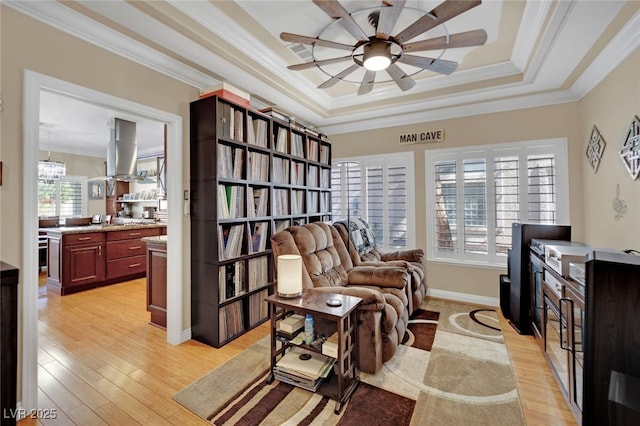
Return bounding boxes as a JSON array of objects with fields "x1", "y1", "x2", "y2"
[
  {"x1": 274, "y1": 347, "x2": 335, "y2": 392},
  {"x1": 291, "y1": 162, "x2": 304, "y2": 186},
  {"x1": 260, "y1": 106, "x2": 290, "y2": 122},
  {"x1": 219, "y1": 261, "x2": 244, "y2": 301},
  {"x1": 248, "y1": 256, "x2": 269, "y2": 291},
  {"x1": 308, "y1": 192, "x2": 319, "y2": 213},
  {"x1": 248, "y1": 187, "x2": 269, "y2": 217},
  {"x1": 307, "y1": 165, "x2": 319, "y2": 187},
  {"x1": 218, "y1": 145, "x2": 243, "y2": 179},
  {"x1": 320, "y1": 169, "x2": 330, "y2": 188},
  {"x1": 219, "y1": 301, "x2": 245, "y2": 341},
  {"x1": 249, "y1": 290, "x2": 269, "y2": 326},
  {"x1": 306, "y1": 139, "x2": 319, "y2": 162},
  {"x1": 218, "y1": 185, "x2": 245, "y2": 219},
  {"x1": 247, "y1": 151, "x2": 269, "y2": 181},
  {"x1": 279, "y1": 314, "x2": 305, "y2": 334},
  {"x1": 291, "y1": 133, "x2": 304, "y2": 158},
  {"x1": 250, "y1": 221, "x2": 268, "y2": 253},
  {"x1": 247, "y1": 116, "x2": 268, "y2": 148},
  {"x1": 273, "y1": 189, "x2": 290, "y2": 216},
  {"x1": 322, "y1": 332, "x2": 339, "y2": 359},
  {"x1": 291, "y1": 190, "x2": 304, "y2": 215},
  {"x1": 319, "y1": 144, "x2": 330, "y2": 164},
  {"x1": 275, "y1": 127, "x2": 288, "y2": 153},
  {"x1": 218, "y1": 224, "x2": 244, "y2": 260},
  {"x1": 200, "y1": 82, "x2": 250, "y2": 107},
  {"x1": 272, "y1": 157, "x2": 290, "y2": 184}
]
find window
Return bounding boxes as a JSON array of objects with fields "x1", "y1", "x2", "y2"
[
  {"x1": 427, "y1": 139, "x2": 569, "y2": 266},
  {"x1": 332, "y1": 152, "x2": 415, "y2": 250},
  {"x1": 38, "y1": 176, "x2": 88, "y2": 220}
]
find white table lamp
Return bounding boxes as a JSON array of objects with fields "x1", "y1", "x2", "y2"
[{"x1": 277, "y1": 254, "x2": 302, "y2": 298}]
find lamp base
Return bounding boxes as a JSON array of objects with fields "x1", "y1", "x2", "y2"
[{"x1": 277, "y1": 290, "x2": 302, "y2": 298}]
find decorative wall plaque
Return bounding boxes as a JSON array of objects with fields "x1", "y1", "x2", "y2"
[
  {"x1": 586, "y1": 126, "x2": 606, "y2": 172},
  {"x1": 619, "y1": 116, "x2": 640, "y2": 180}
]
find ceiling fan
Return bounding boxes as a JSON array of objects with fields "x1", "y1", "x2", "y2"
[{"x1": 281, "y1": 0, "x2": 487, "y2": 95}]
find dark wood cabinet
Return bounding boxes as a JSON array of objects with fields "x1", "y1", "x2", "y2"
[
  {"x1": 1, "y1": 262, "x2": 19, "y2": 426},
  {"x1": 63, "y1": 239, "x2": 105, "y2": 288},
  {"x1": 48, "y1": 232, "x2": 105, "y2": 294},
  {"x1": 46, "y1": 226, "x2": 165, "y2": 295},
  {"x1": 105, "y1": 227, "x2": 161, "y2": 281},
  {"x1": 536, "y1": 249, "x2": 640, "y2": 425},
  {"x1": 144, "y1": 236, "x2": 167, "y2": 328},
  {"x1": 190, "y1": 95, "x2": 332, "y2": 348}
]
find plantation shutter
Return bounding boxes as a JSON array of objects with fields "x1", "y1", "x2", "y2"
[
  {"x1": 434, "y1": 160, "x2": 457, "y2": 253},
  {"x1": 463, "y1": 159, "x2": 487, "y2": 255},
  {"x1": 365, "y1": 165, "x2": 383, "y2": 244},
  {"x1": 387, "y1": 164, "x2": 408, "y2": 249},
  {"x1": 494, "y1": 156, "x2": 520, "y2": 255},
  {"x1": 38, "y1": 176, "x2": 86, "y2": 218},
  {"x1": 527, "y1": 153, "x2": 556, "y2": 224}
]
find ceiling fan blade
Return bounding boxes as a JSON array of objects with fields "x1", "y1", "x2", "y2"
[
  {"x1": 399, "y1": 55, "x2": 458, "y2": 75},
  {"x1": 288, "y1": 55, "x2": 353, "y2": 71},
  {"x1": 377, "y1": 0, "x2": 406, "y2": 40},
  {"x1": 313, "y1": 0, "x2": 370, "y2": 42},
  {"x1": 280, "y1": 32, "x2": 354, "y2": 51},
  {"x1": 318, "y1": 64, "x2": 361, "y2": 88},
  {"x1": 386, "y1": 64, "x2": 416, "y2": 91},
  {"x1": 403, "y1": 29, "x2": 488, "y2": 52},
  {"x1": 395, "y1": 0, "x2": 482, "y2": 44},
  {"x1": 358, "y1": 70, "x2": 376, "y2": 95}
]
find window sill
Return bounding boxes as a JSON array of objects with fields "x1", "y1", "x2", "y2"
[{"x1": 426, "y1": 257, "x2": 507, "y2": 271}]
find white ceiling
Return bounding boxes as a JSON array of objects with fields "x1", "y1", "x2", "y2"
[{"x1": 6, "y1": 0, "x2": 639, "y2": 158}]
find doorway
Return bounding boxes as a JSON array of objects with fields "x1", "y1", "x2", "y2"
[{"x1": 22, "y1": 70, "x2": 184, "y2": 410}]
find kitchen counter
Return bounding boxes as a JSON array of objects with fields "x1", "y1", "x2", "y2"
[
  {"x1": 141, "y1": 235, "x2": 167, "y2": 245},
  {"x1": 44, "y1": 223, "x2": 166, "y2": 295},
  {"x1": 42, "y1": 222, "x2": 166, "y2": 236}
]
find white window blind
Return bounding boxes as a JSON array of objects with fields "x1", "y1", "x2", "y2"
[
  {"x1": 38, "y1": 176, "x2": 88, "y2": 219},
  {"x1": 332, "y1": 152, "x2": 415, "y2": 250},
  {"x1": 427, "y1": 139, "x2": 568, "y2": 266}
]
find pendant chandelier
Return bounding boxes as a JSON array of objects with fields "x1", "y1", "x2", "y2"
[{"x1": 38, "y1": 130, "x2": 66, "y2": 182}]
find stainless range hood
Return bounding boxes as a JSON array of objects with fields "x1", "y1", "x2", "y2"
[{"x1": 91, "y1": 117, "x2": 149, "y2": 182}]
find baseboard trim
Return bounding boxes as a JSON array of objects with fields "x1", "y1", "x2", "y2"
[
  {"x1": 427, "y1": 288, "x2": 500, "y2": 308},
  {"x1": 182, "y1": 328, "x2": 192, "y2": 342}
]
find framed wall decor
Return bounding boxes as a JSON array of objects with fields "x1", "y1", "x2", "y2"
[
  {"x1": 586, "y1": 125, "x2": 606, "y2": 172},
  {"x1": 619, "y1": 115, "x2": 640, "y2": 180},
  {"x1": 88, "y1": 181, "x2": 104, "y2": 199}
]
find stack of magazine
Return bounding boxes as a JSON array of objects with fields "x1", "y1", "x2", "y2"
[{"x1": 274, "y1": 347, "x2": 335, "y2": 392}]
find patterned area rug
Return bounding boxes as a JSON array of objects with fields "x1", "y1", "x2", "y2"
[{"x1": 174, "y1": 298, "x2": 524, "y2": 425}]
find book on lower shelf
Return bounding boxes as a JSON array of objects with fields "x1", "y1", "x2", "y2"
[
  {"x1": 322, "y1": 332, "x2": 339, "y2": 359},
  {"x1": 274, "y1": 347, "x2": 335, "y2": 392},
  {"x1": 279, "y1": 314, "x2": 305, "y2": 334}
]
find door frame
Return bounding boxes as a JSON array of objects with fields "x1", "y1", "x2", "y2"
[{"x1": 22, "y1": 70, "x2": 185, "y2": 410}]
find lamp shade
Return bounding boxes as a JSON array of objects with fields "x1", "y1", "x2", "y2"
[{"x1": 277, "y1": 254, "x2": 303, "y2": 298}]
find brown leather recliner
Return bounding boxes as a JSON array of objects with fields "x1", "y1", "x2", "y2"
[
  {"x1": 270, "y1": 222, "x2": 410, "y2": 374},
  {"x1": 334, "y1": 218, "x2": 427, "y2": 314}
]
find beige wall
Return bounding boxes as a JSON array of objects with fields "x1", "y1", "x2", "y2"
[
  {"x1": 578, "y1": 47, "x2": 640, "y2": 249},
  {"x1": 330, "y1": 104, "x2": 587, "y2": 299},
  {"x1": 1, "y1": 5, "x2": 198, "y2": 397},
  {"x1": 38, "y1": 151, "x2": 106, "y2": 216}
]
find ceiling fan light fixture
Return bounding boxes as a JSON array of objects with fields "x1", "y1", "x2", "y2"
[{"x1": 363, "y1": 41, "x2": 391, "y2": 71}]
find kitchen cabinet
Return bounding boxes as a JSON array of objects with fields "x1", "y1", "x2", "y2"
[
  {"x1": 45, "y1": 225, "x2": 166, "y2": 295},
  {"x1": 143, "y1": 236, "x2": 167, "y2": 328},
  {"x1": 48, "y1": 232, "x2": 105, "y2": 294},
  {"x1": 105, "y1": 227, "x2": 160, "y2": 281}
]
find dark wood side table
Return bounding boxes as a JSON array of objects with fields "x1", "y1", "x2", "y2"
[
  {"x1": 1, "y1": 261, "x2": 19, "y2": 426},
  {"x1": 265, "y1": 289, "x2": 361, "y2": 414}
]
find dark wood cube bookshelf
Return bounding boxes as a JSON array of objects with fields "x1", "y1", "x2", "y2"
[{"x1": 190, "y1": 95, "x2": 332, "y2": 347}]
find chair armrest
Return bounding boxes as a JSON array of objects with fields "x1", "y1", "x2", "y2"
[
  {"x1": 312, "y1": 286, "x2": 385, "y2": 311},
  {"x1": 380, "y1": 248, "x2": 424, "y2": 263},
  {"x1": 347, "y1": 265, "x2": 409, "y2": 290}
]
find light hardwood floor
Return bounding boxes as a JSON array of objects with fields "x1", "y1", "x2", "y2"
[{"x1": 18, "y1": 277, "x2": 576, "y2": 425}]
